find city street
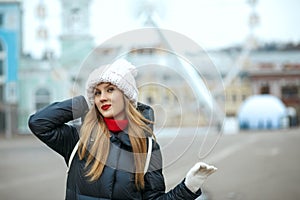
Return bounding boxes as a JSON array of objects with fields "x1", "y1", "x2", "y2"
[
  {"x1": 1, "y1": 1, "x2": 300, "y2": 200},
  {"x1": 0, "y1": 127, "x2": 300, "y2": 200}
]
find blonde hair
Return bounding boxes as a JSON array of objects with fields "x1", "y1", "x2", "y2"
[{"x1": 78, "y1": 97, "x2": 155, "y2": 190}]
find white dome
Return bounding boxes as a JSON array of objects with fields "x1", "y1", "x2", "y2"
[{"x1": 238, "y1": 95, "x2": 287, "y2": 129}]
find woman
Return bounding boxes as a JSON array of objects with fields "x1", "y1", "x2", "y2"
[{"x1": 28, "y1": 59, "x2": 217, "y2": 200}]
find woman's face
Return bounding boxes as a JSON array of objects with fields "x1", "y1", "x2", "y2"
[{"x1": 94, "y1": 83, "x2": 126, "y2": 120}]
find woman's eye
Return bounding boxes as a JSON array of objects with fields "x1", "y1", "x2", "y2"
[
  {"x1": 94, "y1": 91, "x2": 101, "y2": 96},
  {"x1": 107, "y1": 87, "x2": 114, "y2": 93}
]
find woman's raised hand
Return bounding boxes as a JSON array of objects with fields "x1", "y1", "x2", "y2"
[{"x1": 184, "y1": 162, "x2": 217, "y2": 193}]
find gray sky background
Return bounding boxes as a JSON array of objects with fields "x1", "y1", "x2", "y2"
[{"x1": 22, "y1": 0, "x2": 300, "y2": 59}]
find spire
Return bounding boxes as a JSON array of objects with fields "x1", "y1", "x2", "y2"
[
  {"x1": 59, "y1": 0, "x2": 94, "y2": 69},
  {"x1": 60, "y1": 0, "x2": 92, "y2": 37}
]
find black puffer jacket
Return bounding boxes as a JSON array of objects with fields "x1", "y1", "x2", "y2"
[{"x1": 28, "y1": 96, "x2": 201, "y2": 200}]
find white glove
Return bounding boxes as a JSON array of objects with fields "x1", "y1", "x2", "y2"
[{"x1": 184, "y1": 162, "x2": 217, "y2": 193}]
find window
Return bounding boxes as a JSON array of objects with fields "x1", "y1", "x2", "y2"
[
  {"x1": 0, "y1": 13, "x2": 3, "y2": 27},
  {"x1": 146, "y1": 96, "x2": 153, "y2": 104},
  {"x1": 35, "y1": 88, "x2": 50, "y2": 110},
  {"x1": 0, "y1": 84, "x2": 3, "y2": 102},
  {"x1": 232, "y1": 94, "x2": 237, "y2": 102},
  {"x1": 242, "y1": 94, "x2": 247, "y2": 101},
  {"x1": 0, "y1": 84, "x2": 5, "y2": 132},
  {"x1": 0, "y1": 41, "x2": 4, "y2": 76},
  {"x1": 0, "y1": 60, "x2": 3, "y2": 76},
  {"x1": 69, "y1": 7, "x2": 81, "y2": 33},
  {"x1": 36, "y1": 3, "x2": 46, "y2": 19},
  {"x1": 36, "y1": 27, "x2": 48, "y2": 40},
  {"x1": 260, "y1": 85, "x2": 270, "y2": 94},
  {"x1": 282, "y1": 86, "x2": 298, "y2": 99}
]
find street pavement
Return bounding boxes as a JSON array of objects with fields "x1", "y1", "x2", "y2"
[{"x1": 0, "y1": 127, "x2": 300, "y2": 200}]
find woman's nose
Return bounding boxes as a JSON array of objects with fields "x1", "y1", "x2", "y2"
[{"x1": 99, "y1": 92, "x2": 108, "y2": 102}]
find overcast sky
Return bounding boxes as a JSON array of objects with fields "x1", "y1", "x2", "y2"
[{"x1": 22, "y1": 0, "x2": 300, "y2": 59}]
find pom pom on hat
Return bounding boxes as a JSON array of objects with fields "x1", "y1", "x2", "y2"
[{"x1": 86, "y1": 58, "x2": 139, "y2": 106}]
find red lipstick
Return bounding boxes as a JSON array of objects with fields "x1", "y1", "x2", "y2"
[{"x1": 101, "y1": 105, "x2": 111, "y2": 111}]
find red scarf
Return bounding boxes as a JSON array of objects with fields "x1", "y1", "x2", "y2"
[{"x1": 103, "y1": 118, "x2": 128, "y2": 132}]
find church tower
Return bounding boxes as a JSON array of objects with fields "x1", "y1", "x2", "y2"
[{"x1": 59, "y1": 0, "x2": 94, "y2": 69}]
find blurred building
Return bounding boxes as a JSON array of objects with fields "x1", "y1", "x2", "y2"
[
  {"x1": 207, "y1": 50, "x2": 252, "y2": 118},
  {"x1": 15, "y1": 0, "x2": 300, "y2": 134},
  {"x1": 224, "y1": 75, "x2": 252, "y2": 117},
  {"x1": 0, "y1": 0, "x2": 21, "y2": 136},
  {"x1": 18, "y1": 0, "x2": 94, "y2": 133},
  {"x1": 246, "y1": 48, "x2": 300, "y2": 127},
  {"x1": 129, "y1": 47, "x2": 210, "y2": 127},
  {"x1": 214, "y1": 45, "x2": 300, "y2": 128}
]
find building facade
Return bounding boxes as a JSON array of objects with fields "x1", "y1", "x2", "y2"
[
  {"x1": 0, "y1": 0, "x2": 21, "y2": 136},
  {"x1": 18, "y1": 0, "x2": 94, "y2": 133},
  {"x1": 15, "y1": 0, "x2": 300, "y2": 134},
  {"x1": 213, "y1": 47, "x2": 300, "y2": 128},
  {"x1": 246, "y1": 50, "x2": 300, "y2": 126}
]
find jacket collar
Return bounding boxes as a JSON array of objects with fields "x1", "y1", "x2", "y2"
[
  {"x1": 109, "y1": 102, "x2": 154, "y2": 149},
  {"x1": 136, "y1": 102, "x2": 154, "y2": 131}
]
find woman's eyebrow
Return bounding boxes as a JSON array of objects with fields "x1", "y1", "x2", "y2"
[
  {"x1": 103, "y1": 83, "x2": 114, "y2": 89},
  {"x1": 95, "y1": 83, "x2": 113, "y2": 90}
]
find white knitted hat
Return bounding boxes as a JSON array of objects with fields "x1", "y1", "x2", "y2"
[{"x1": 85, "y1": 59, "x2": 138, "y2": 106}]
